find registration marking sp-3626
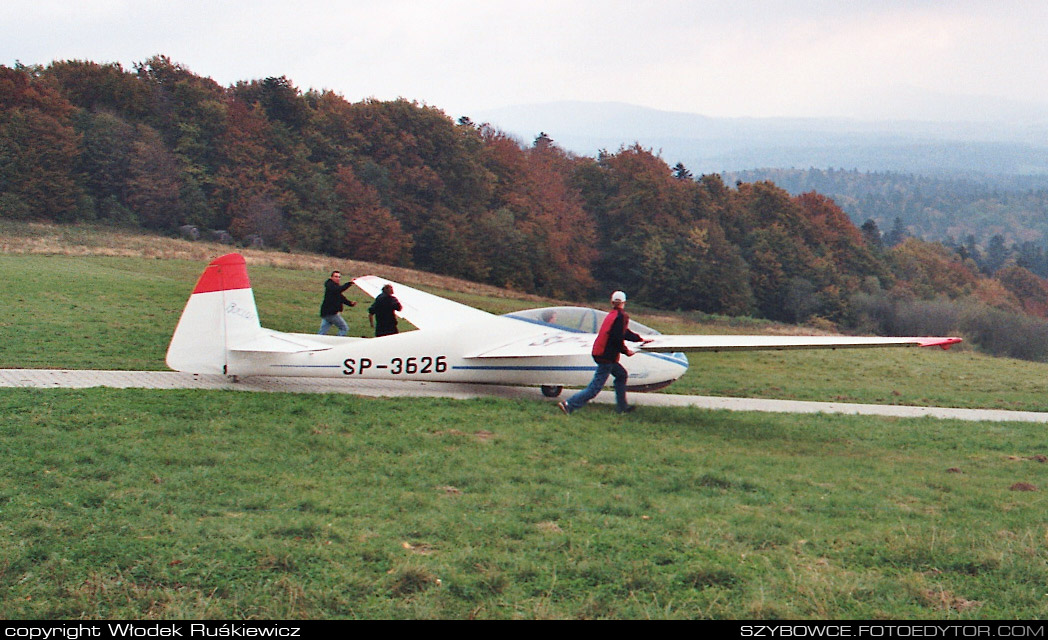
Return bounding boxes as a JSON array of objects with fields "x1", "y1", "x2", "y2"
[{"x1": 342, "y1": 355, "x2": 448, "y2": 376}]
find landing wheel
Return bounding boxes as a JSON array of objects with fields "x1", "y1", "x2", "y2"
[{"x1": 541, "y1": 385, "x2": 563, "y2": 398}]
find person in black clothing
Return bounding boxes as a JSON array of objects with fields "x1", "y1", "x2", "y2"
[
  {"x1": 318, "y1": 270, "x2": 356, "y2": 336},
  {"x1": 368, "y1": 283, "x2": 403, "y2": 337}
]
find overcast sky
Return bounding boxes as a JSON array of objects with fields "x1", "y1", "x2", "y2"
[{"x1": 3, "y1": 0, "x2": 1047, "y2": 123}]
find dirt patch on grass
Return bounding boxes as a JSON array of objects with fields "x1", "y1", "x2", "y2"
[
  {"x1": 389, "y1": 566, "x2": 439, "y2": 595},
  {"x1": 536, "y1": 521, "x2": 563, "y2": 534},
  {"x1": 921, "y1": 589, "x2": 982, "y2": 612},
  {"x1": 401, "y1": 541, "x2": 437, "y2": 555},
  {"x1": 432, "y1": 429, "x2": 497, "y2": 442}
]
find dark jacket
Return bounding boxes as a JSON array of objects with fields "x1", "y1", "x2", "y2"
[
  {"x1": 591, "y1": 308, "x2": 642, "y2": 364},
  {"x1": 368, "y1": 292, "x2": 403, "y2": 336},
  {"x1": 320, "y1": 279, "x2": 353, "y2": 317}
]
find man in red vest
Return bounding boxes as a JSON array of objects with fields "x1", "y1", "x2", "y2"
[{"x1": 559, "y1": 290, "x2": 652, "y2": 415}]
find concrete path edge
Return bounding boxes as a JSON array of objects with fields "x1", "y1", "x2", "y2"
[{"x1": 3, "y1": 368, "x2": 1048, "y2": 423}]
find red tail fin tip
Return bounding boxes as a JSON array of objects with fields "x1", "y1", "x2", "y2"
[{"x1": 191, "y1": 253, "x2": 251, "y2": 294}]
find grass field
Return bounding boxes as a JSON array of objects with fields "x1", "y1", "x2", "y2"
[
  {"x1": 4, "y1": 388, "x2": 1048, "y2": 619},
  {"x1": 3, "y1": 224, "x2": 1048, "y2": 619}
]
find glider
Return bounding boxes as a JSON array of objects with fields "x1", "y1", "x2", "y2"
[{"x1": 166, "y1": 253, "x2": 961, "y2": 396}]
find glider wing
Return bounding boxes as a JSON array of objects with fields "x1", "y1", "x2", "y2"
[
  {"x1": 638, "y1": 335, "x2": 962, "y2": 352},
  {"x1": 353, "y1": 275, "x2": 494, "y2": 332}
]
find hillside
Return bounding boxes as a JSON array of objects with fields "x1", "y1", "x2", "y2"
[{"x1": 0, "y1": 221, "x2": 555, "y2": 305}]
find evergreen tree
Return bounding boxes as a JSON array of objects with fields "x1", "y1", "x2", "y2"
[
  {"x1": 883, "y1": 217, "x2": 908, "y2": 247},
  {"x1": 860, "y1": 219, "x2": 882, "y2": 249},
  {"x1": 981, "y1": 234, "x2": 1010, "y2": 275}
]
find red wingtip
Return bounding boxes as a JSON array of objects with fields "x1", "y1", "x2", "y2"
[
  {"x1": 192, "y1": 253, "x2": 251, "y2": 294},
  {"x1": 917, "y1": 337, "x2": 963, "y2": 350}
]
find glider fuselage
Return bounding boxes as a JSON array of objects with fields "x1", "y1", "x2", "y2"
[{"x1": 226, "y1": 314, "x2": 689, "y2": 390}]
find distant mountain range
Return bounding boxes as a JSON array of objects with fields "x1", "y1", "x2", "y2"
[{"x1": 473, "y1": 101, "x2": 1048, "y2": 179}]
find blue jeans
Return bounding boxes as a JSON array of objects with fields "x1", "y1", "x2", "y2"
[
  {"x1": 318, "y1": 313, "x2": 349, "y2": 336},
  {"x1": 565, "y1": 361, "x2": 629, "y2": 413}
]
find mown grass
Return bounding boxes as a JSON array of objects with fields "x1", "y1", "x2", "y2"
[{"x1": 3, "y1": 388, "x2": 1048, "y2": 619}]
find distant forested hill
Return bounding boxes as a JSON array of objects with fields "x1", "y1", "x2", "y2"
[
  {"x1": 475, "y1": 101, "x2": 1048, "y2": 177},
  {"x1": 723, "y1": 168, "x2": 1048, "y2": 249}
]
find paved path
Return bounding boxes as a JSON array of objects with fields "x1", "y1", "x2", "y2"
[{"x1": 3, "y1": 368, "x2": 1048, "y2": 423}]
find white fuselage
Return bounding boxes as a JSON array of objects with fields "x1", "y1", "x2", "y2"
[{"x1": 227, "y1": 316, "x2": 689, "y2": 390}]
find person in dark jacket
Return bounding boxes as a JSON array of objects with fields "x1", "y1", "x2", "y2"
[
  {"x1": 559, "y1": 290, "x2": 651, "y2": 415},
  {"x1": 368, "y1": 283, "x2": 403, "y2": 337},
  {"x1": 318, "y1": 270, "x2": 356, "y2": 336}
]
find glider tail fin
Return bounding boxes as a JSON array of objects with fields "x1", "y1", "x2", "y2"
[{"x1": 166, "y1": 253, "x2": 262, "y2": 375}]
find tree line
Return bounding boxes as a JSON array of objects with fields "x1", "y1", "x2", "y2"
[{"x1": 7, "y1": 57, "x2": 1048, "y2": 360}]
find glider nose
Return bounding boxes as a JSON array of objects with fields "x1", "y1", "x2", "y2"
[{"x1": 670, "y1": 351, "x2": 690, "y2": 386}]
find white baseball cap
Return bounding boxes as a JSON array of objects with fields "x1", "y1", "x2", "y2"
[{"x1": 611, "y1": 290, "x2": 627, "y2": 303}]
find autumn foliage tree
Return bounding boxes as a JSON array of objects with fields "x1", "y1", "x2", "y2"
[
  {"x1": 329, "y1": 165, "x2": 411, "y2": 264},
  {"x1": 996, "y1": 265, "x2": 1048, "y2": 317},
  {"x1": 0, "y1": 65, "x2": 81, "y2": 220},
  {"x1": 888, "y1": 238, "x2": 980, "y2": 300},
  {"x1": 585, "y1": 144, "x2": 697, "y2": 301},
  {"x1": 126, "y1": 125, "x2": 185, "y2": 230},
  {"x1": 478, "y1": 127, "x2": 595, "y2": 297}
]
